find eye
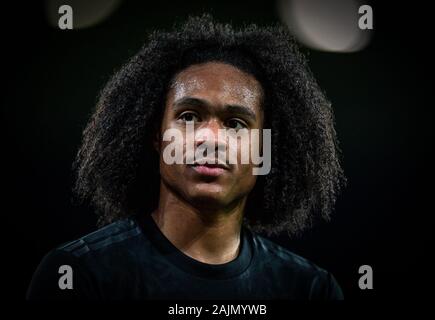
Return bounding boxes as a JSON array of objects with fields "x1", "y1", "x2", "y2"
[
  {"x1": 178, "y1": 111, "x2": 201, "y2": 123},
  {"x1": 225, "y1": 119, "x2": 247, "y2": 130}
]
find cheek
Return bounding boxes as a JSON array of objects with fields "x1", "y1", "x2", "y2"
[
  {"x1": 159, "y1": 161, "x2": 186, "y2": 187},
  {"x1": 235, "y1": 163, "x2": 258, "y2": 190},
  {"x1": 158, "y1": 123, "x2": 188, "y2": 166},
  {"x1": 158, "y1": 138, "x2": 186, "y2": 181}
]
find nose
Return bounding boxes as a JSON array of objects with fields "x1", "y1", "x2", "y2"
[{"x1": 195, "y1": 119, "x2": 226, "y2": 152}]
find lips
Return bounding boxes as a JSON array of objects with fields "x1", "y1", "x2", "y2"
[{"x1": 189, "y1": 161, "x2": 229, "y2": 177}]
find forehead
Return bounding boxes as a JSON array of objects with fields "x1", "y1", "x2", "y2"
[{"x1": 169, "y1": 62, "x2": 263, "y2": 108}]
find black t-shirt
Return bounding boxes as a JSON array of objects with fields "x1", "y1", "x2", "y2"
[{"x1": 27, "y1": 214, "x2": 343, "y2": 300}]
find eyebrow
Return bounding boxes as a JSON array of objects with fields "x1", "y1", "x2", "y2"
[{"x1": 173, "y1": 97, "x2": 257, "y2": 121}]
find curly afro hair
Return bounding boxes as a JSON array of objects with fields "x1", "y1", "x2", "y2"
[{"x1": 74, "y1": 14, "x2": 346, "y2": 237}]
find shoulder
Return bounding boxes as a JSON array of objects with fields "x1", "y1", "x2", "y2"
[
  {"x1": 250, "y1": 232, "x2": 322, "y2": 273},
  {"x1": 56, "y1": 217, "x2": 142, "y2": 259},
  {"x1": 249, "y1": 231, "x2": 344, "y2": 300},
  {"x1": 27, "y1": 217, "x2": 145, "y2": 300}
]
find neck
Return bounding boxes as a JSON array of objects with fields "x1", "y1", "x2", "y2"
[{"x1": 151, "y1": 181, "x2": 246, "y2": 264}]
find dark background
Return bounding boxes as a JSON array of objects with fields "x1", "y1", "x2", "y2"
[{"x1": 2, "y1": 0, "x2": 433, "y2": 300}]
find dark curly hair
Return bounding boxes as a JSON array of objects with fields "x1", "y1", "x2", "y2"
[{"x1": 74, "y1": 14, "x2": 346, "y2": 237}]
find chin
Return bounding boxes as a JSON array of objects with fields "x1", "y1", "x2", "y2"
[{"x1": 186, "y1": 184, "x2": 230, "y2": 208}]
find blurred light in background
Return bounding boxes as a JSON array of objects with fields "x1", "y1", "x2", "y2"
[
  {"x1": 45, "y1": 0, "x2": 123, "y2": 29},
  {"x1": 278, "y1": 0, "x2": 372, "y2": 52}
]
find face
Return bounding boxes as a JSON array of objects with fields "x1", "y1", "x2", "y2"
[{"x1": 157, "y1": 62, "x2": 264, "y2": 209}]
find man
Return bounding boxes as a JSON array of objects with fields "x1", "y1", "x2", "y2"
[{"x1": 27, "y1": 14, "x2": 346, "y2": 300}]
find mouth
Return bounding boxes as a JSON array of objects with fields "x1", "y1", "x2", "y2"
[{"x1": 189, "y1": 161, "x2": 229, "y2": 177}]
